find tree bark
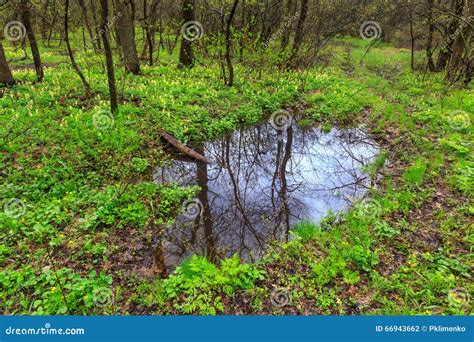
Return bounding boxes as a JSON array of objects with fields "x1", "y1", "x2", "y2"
[
  {"x1": 437, "y1": 0, "x2": 466, "y2": 71},
  {"x1": 225, "y1": 0, "x2": 239, "y2": 86},
  {"x1": 114, "y1": 0, "x2": 141, "y2": 74},
  {"x1": 144, "y1": 0, "x2": 160, "y2": 66},
  {"x1": 20, "y1": 0, "x2": 44, "y2": 82},
  {"x1": 286, "y1": 0, "x2": 308, "y2": 68},
  {"x1": 195, "y1": 144, "x2": 216, "y2": 264},
  {"x1": 280, "y1": 0, "x2": 294, "y2": 51},
  {"x1": 77, "y1": 0, "x2": 97, "y2": 51},
  {"x1": 0, "y1": 42, "x2": 15, "y2": 86},
  {"x1": 425, "y1": 0, "x2": 436, "y2": 72},
  {"x1": 409, "y1": 2, "x2": 415, "y2": 70},
  {"x1": 65, "y1": 0, "x2": 91, "y2": 97},
  {"x1": 100, "y1": 0, "x2": 119, "y2": 113},
  {"x1": 40, "y1": 0, "x2": 49, "y2": 42},
  {"x1": 90, "y1": 0, "x2": 102, "y2": 50},
  {"x1": 446, "y1": 2, "x2": 473, "y2": 83},
  {"x1": 178, "y1": 0, "x2": 195, "y2": 67}
]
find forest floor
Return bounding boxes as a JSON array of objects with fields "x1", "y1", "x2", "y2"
[{"x1": 1, "y1": 37, "x2": 472, "y2": 315}]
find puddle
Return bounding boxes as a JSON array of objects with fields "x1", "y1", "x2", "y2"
[{"x1": 153, "y1": 121, "x2": 380, "y2": 271}]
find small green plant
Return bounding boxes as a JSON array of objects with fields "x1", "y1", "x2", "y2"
[
  {"x1": 320, "y1": 123, "x2": 333, "y2": 133},
  {"x1": 403, "y1": 158, "x2": 427, "y2": 185},
  {"x1": 373, "y1": 220, "x2": 400, "y2": 239},
  {"x1": 450, "y1": 161, "x2": 473, "y2": 194},
  {"x1": 293, "y1": 220, "x2": 320, "y2": 241}
]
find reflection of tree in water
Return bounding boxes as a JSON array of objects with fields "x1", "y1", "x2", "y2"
[{"x1": 153, "y1": 123, "x2": 380, "y2": 271}]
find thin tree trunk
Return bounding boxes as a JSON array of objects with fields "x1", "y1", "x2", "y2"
[
  {"x1": 141, "y1": 0, "x2": 160, "y2": 65},
  {"x1": 446, "y1": 2, "x2": 473, "y2": 83},
  {"x1": 146, "y1": 0, "x2": 160, "y2": 66},
  {"x1": 64, "y1": 0, "x2": 91, "y2": 97},
  {"x1": 280, "y1": 0, "x2": 293, "y2": 51},
  {"x1": 142, "y1": 0, "x2": 149, "y2": 60},
  {"x1": 225, "y1": 0, "x2": 239, "y2": 86},
  {"x1": 157, "y1": 0, "x2": 164, "y2": 60},
  {"x1": 100, "y1": 0, "x2": 119, "y2": 113},
  {"x1": 437, "y1": 0, "x2": 465, "y2": 71},
  {"x1": 178, "y1": 0, "x2": 195, "y2": 67},
  {"x1": 90, "y1": 0, "x2": 102, "y2": 50},
  {"x1": 40, "y1": 0, "x2": 49, "y2": 42},
  {"x1": 77, "y1": 0, "x2": 97, "y2": 51},
  {"x1": 0, "y1": 42, "x2": 15, "y2": 86},
  {"x1": 426, "y1": 0, "x2": 436, "y2": 71},
  {"x1": 195, "y1": 145, "x2": 216, "y2": 264},
  {"x1": 286, "y1": 0, "x2": 308, "y2": 68},
  {"x1": 20, "y1": 0, "x2": 44, "y2": 82},
  {"x1": 409, "y1": 3, "x2": 415, "y2": 70}
]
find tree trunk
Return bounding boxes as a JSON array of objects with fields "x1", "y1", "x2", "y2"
[
  {"x1": 178, "y1": 0, "x2": 195, "y2": 67},
  {"x1": 286, "y1": 0, "x2": 308, "y2": 68},
  {"x1": 40, "y1": 0, "x2": 49, "y2": 42},
  {"x1": 20, "y1": 0, "x2": 44, "y2": 82},
  {"x1": 90, "y1": 0, "x2": 102, "y2": 50},
  {"x1": 77, "y1": 0, "x2": 97, "y2": 51},
  {"x1": 425, "y1": 0, "x2": 436, "y2": 72},
  {"x1": 114, "y1": 0, "x2": 141, "y2": 74},
  {"x1": 280, "y1": 0, "x2": 294, "y2": 51},
  {"x1": 409, "y1": 3, "x2": 415, "y2": 70},
  {"x1": 100, "y1": 0, "x2": 119, "y2": 113},
  {"x1": 142, "y1": 0, "x2": 150, "y2": 62},
  {"x1": 446, "y1": 2, "x2": 473, "y2": 83},
  {"x1": 145, "y1": 0, "x2": 160, "y2": 66},
  {"x1": 437, "y1": 0, "x2": 466, "y2": 71},
  {"x1": 0, "y1": 42, "x2": 15, "y2": 86},
  {"x1": 141, "y1": 0, "x2": 160, "y2": 65},
  {"x1": 195, "y1": 145, "x2": 216, "y2": 264},
  {"x1": 225, "y1": 0, "x2": 239, "y2": 86},
  {"x1": 65, "y1": 0, "x2": 91, "y2": 97}
]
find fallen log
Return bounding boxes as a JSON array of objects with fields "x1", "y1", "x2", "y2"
[{"x1": 157, "y1": 129, "x2": 213, "y2": 164}]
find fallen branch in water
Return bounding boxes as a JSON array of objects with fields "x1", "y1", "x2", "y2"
[{"x1": 157, "y1": 129, "x2": 213, "y2": 164}]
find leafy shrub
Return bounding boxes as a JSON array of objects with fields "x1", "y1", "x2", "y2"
[
  {"x1": 293, "y1": 220, "x2": 320, "y2": 241},
  {"x1": 158, "y1": 255, "x2": 264, "y2": 314},
  {"x1": 1, "y1": 267, "x2": 112, "y2": 314}
]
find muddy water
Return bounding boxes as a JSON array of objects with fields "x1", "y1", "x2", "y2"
[{"x1": 153, "y1": 122, "x2": 380, "y2": 271}]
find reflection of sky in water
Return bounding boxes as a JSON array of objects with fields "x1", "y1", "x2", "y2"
[{"x1": 154, "y1": 123, "x2": 379, "y2": 270}]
